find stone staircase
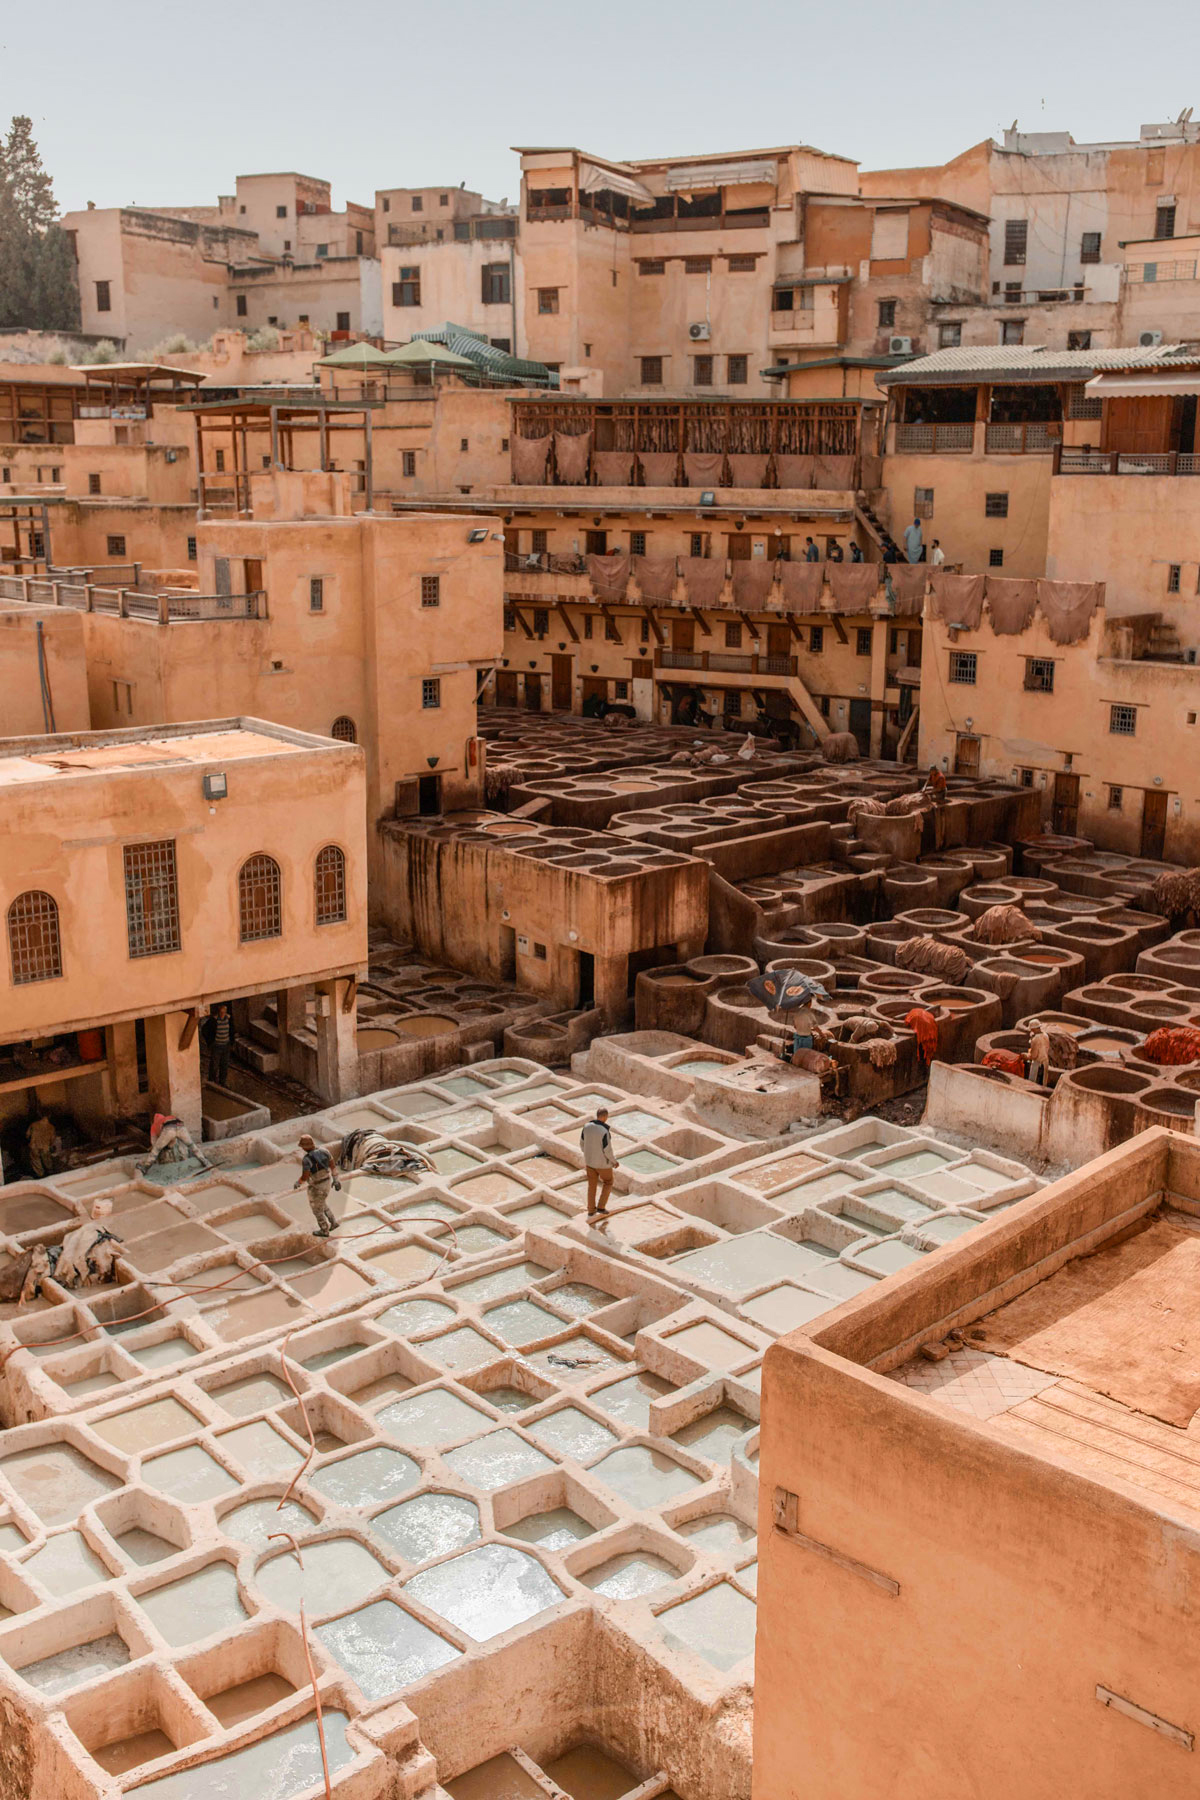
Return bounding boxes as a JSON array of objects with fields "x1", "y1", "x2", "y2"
[{"x1": 856, "y1": 495, "x2": 903, "y2": 561}]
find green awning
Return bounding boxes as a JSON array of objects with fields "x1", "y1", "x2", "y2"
[
  {"x1": 314, "y1": 341, "x2": 393, "y2": 369},
  {"x1": 382, "y1": 339, "x2": 478, "y2": 370}
]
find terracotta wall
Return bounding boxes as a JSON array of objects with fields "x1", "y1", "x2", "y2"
[
  {"x1": 0, "y1": 724, "x2": 367, "y2": 1042},
  {"x1": 0, "y1": 605, "x2": 90, "y2": 736}
]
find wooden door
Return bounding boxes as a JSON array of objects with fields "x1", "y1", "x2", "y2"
[
  {"x1": 503, "y1": 528, "x2": 520, "y2": 561},
  {"x1": 581, "y1": 677, "x2": 608, "y2": 708},
  {"x1": 727, "y1": 534, "x2": 752, "y2": 561},
  {"x1": 494, "y1": 669, "x2": 518, "y2": 707},
  {"x1": 1102, "y1": 396, "x2": 1173, "y2": 455},
  {"x1": 1052, "y1": 772, "x2": 1080, "y2": 834},
  {"x1": 672, "y1": 617, "x2": 695, "y2": 653},
  {"x1": 243, "y1": 558, "x2": 263, "y2": 593},
  {"x1": 766, "y1": 624, "x2": 790, "y2": 659},
  {"x1": 523, "y1": 673, "x2": 543, "y2": 711},
  {"x1": 849, "y1": 698, "x2": 872, "y2": 757},
  {"x1": 1141, "y1": 788, "x2": 1168, "y2": 859},
  {"x1": 551, "y1": 654, "x2": 573, "y2": 711},
  {"x1": 954, "y1": 734, "x2": 981, "y2": 777}
]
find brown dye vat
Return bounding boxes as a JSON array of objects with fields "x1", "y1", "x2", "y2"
[
  {"x1": 392, "y1": 1016, "x2": 458, "y2": 1037},
  {"x1": 935, "y1": 998, "x2": 979, "y2": 1013},
  {"x1": 1081, "y1": 1034, "x2": 1132, "y2": 1053},
  {"x1": 656, "y1": 975, "x2": 704, "y2": 987},
  {"x1": 202, "y1": 1089, "x2": 256, "y2": 1121},
  {"x1": 91, "y1": 1728, "x2": 176, "y2": 1776},
  {"x1": 204, "y1": 1670, "x2": 296, "y2": 1726}
]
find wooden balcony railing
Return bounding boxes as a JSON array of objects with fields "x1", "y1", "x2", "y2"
[
  {"x1": 893, "y1": 422, "x2": 975, "y2": 454},
  {"x1": 0, "y1": 572, "x2": 266, "y2": 620},
  {"x1": 984, "y1": 421, "x2": 1061, "y2": 454}
]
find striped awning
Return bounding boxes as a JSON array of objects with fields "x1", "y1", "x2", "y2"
[{"x1": 1086, "y1": 369, "x2": 1200, "y2": 397}]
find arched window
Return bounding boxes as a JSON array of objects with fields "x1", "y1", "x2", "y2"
[
  {"x1": 330, "y1": 716, "x2": 357, "y2": 743},
  {"x1": 238, "y1": 855, "x2": 281, "y2": 942},
  {"x1": 7, "y1": 891, "x2": 62, "y2": 985},
  {"x1": 314, "y1": 845, "x2": 347, "y2": 926}
]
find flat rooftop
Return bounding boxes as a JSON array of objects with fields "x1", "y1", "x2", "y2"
[{"x1": 0, "y1": 718, "x2": 349, "y2": 786}]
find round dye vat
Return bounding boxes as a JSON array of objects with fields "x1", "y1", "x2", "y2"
[
  {"x1": 358, "y1": 1028, "x2": 401, "y2": 1051},
  {"x1": 392, "y1": 1016, "x2": 458, "y2": 1038}
]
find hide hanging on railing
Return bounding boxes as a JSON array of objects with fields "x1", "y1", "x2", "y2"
[
  {"x1": 554, "y1": 430, "x2": 592, "y2": 484},
  {"x1": 984, "y1": 577, "x2": 1039, "y2": 635},
  {"x1": 1037, "y1": 579, "x2": 1103, "y2": 644},
  {"x1": 587, "y1": 549, "x2": 631, "y2": 600},
  {"x1": 773, "y1": 454, "x2": 815, "y2": 489},
  {"x1": 511, "y1": 434, "x2": 551, "y2": 483},
  {"x1": 827, "y1": 562, "x2": 881, "y2": 610},
  {"x1": 732, "y1": 558, "x2": 775, "y2": 605},
  {"x1": 778, "y1": 560, "x2": 825, "y2": 613},
  {"x1": 887, "y1": 565, "x2": 928, "y2": 616},
  {"x1": 812, "y1": 454, "x2": 855, "y2": 489},
  {"x1": 680, "y1": 557, "x2": 728, "y2": 606},
  {"x1": 593, "y1": 451, "x2": 634, "y2": 485},
  {"x1": 683, "y1": 452, "x2": 725, "y2": 487},
  {"x1": 727, "y1": 453, "x2": 769, "y2": 488},
  {"x1": 929, "y1": 572, "x2": 985, "y2": 630},
  {"x1": 633, "y1": 555, "x2": 679, "y2": 602},
  {"x1": 638, "y1": 452, "x2": 679, "y2": 486}
]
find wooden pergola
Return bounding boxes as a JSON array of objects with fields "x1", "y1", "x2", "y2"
[{"x1": 186, "y1": 397, "x2": 375, "y2": 515}]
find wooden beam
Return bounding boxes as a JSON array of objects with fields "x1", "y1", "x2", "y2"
[
  {"x1": 511, "y1": 606, "x2": 535, "y2": 640},
  {"x1": 178, "y1": 1008, "x2": 199, "y2": 1052},
  {"x1": 690, "y1": 606, "x2": 712, "y2": 637},
  {"x1": 341, "y1": 974, "x2": 358, "y2": 1015},
  {"x1": 787, "y1": 617, "x2": 805, "y2": 643},
  {"x1": 642, "y1": 608, "x2": 664, "y2": 646},
  {"x1": 555, "y1": 602, "x2": 579, "y2": 643},
  {"x1": 598, "y1": 603, "x2": 624, "y2": 645},
  {"x1": 831, "y1": 614, "x2": 849, "y2": 645},
  {"x1": 737, "y1": 610, "x2": 761, "y2": 642}
]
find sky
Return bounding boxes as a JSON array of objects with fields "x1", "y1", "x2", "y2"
[{"x1": 4, "y1": 0, "x2": 1200, "y2": 216}]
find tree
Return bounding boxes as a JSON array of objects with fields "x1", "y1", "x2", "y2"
[{"x1": 0, "y1": 116, "x2": 79, "y2": 330}]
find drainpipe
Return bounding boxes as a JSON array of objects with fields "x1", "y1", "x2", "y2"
[
  {"x1": 509, "y1": 239, "x2": 518, "y2": 361},
  {"x1": 36, "y1": 620, "x2": 57, "y2": 732}
]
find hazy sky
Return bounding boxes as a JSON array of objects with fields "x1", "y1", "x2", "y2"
[{"x1": 5, "y1": 0, "x2": 1200, "y2": 216}]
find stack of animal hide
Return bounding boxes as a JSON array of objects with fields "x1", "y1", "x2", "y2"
[
  {"x1": 822, "y1": 732, "x2": 860, "y2": 764},
  {"x1": 896, "y1": 935, "x2": 971, "y2": 984},
  {"x1": 970, "y1": 904, "x2": 1039, "y2": 946}
]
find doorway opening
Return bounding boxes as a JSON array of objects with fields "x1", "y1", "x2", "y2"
[
  {"x1": 577, "y1": 951, "x2": 595, "y2": 1008},
  {"x1": 418, "y1": 774, "x2": 442, "y2": 815}
]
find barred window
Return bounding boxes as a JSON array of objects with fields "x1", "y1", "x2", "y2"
[
  {"x1": 630, "y1": 530, "x2": 646, "y2": 556},
  {"x1": 310, "y1": 577, "x2": 324, "y2": 612},
  {"x1": 949, "y1": 651, "x2": 977, "y2": 684},
  {"x1": 985, "y1": 492, "x2": 1009, "y2": 518},
  {"x1": 639, "y1": 259, "x2": 665, "y2": 275},
  {"x1": 1024, "y1": 657, "x2": 1055, "y2": 692},
  {"x1": 421, "y1": 575, "x2": 441, "y2": 607},
  {"x1": 402, "y1": 451, "x2": 416, "y2": 476},
  {"x1": 728, "y1": 254, "x2": 757, "y2": 272},
  {"x1": 330, "y1": 716, "x2": 357, "y2": 742},
  {"x1": 989, "y1": 547, "x2": 1004, "y2": 567},
  {"x1": 107, "y1": 534, "x2": 126, "y2": 556},
  {"x1": 1168, "y1": 564, "x2": 1181, "y2": 593},
  {"x1": 7, "y1": 891, "x2": 62, "y2": 985},
  {"x1": 422, "y1": 678, "x2": 441, "y2": 709},
  {"x1": 639, "y1": 356, "x2": 664, "y2": 385},
  {"x1": 809, "y1": 625, "x2": 824, "y2": 653},
  {"x1": 913, "y1": 486, "x2": 934, "y2": 519},
  {"x1": 725, "y1": 621, "x2": 743, "y2": 648},
  {"x1": 123, "y1": 841, "x2": 181, "y2": 959},
  {"x1": 684, "y1": 257, "x2": 712, "y2": 274},
  {"x1": 238, "y1": 854, "x2": 282, "y2": 942},
  {"x1": 857, "y1": 627, "x2": 873, "y2": 656},
  {"x1": 1004, "y1": 219, "x2": 1028, "y2": 265},
  {"x1": 1109, "y1": 704, "x2": 1137, "y2": 736},
  {"x1": 315, "y1": 845, "x2": 347, "y2": 925},
  {"x1": 1108, "y1": 785, "x2": 1124, "y2": 809}
]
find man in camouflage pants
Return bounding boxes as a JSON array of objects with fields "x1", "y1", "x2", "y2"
[{"x1": 294, "y1": 1133, "x2": 341, "y2": 1236}]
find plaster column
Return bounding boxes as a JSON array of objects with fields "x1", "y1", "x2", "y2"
[
  {"x1": 315, "y1": 978, "x2": 358, "y2": 1104},
  {"x1": 276, "y1": 984, "x2": 309, "y2": 1082},
  {"x1": 106, "y1": 1020, "x2": 141, "y2": 1117},
  {"x1": 594, "y1": 955, "x2": 631, "y2": 1028},
  {"x1": 143, "y1": 1011, "x2": 202, "y2": 1138},
  {"x1": 869, "y1": 619, "x2": 889, "y2": 759}
]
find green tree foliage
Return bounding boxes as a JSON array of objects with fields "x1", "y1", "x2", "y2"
[{"x1": 0, "y1": 116, "x2": 80, "y2": 330}]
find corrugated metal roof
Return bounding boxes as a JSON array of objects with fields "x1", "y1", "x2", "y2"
[
  {"x1": 878, "y1": 343, "x2": 1200, "y2": 386},
  {"x1": 410, "y1": 324, "x2": 557, "y2": 388}
]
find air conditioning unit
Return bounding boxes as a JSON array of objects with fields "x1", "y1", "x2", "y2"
[
  {"x1": 889, "y1": 335, "x2": 913, "y2": 355},
  {"x1": 688, "y1": 322, "x2": 711, "y2": 341},
  {"x1": 1139, "y1": 329, "x2": 1164, "y2": 347}
]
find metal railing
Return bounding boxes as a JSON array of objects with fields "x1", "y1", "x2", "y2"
[
  {"x1": 985, "y1": 421, "x2": 1061, "y2": 454},
  {"x1": 1125, "y1": 259, "x2": 1198, "y2": 283},
  {"x1": 1057, "y1": 447, "x2": 1200, "y2": 476},
  {"x1": 0, "y1": 571, "x2": 266, "y2": 619},
  {"x1": 893, "y1": 422, "x2": 975, "y2": 454},
  {"x1": 657, "y1": 648, "x2": 797, "y2": 675},
  {"x1": 503, "y1": 551, "x2": 588, "y2": 575}
]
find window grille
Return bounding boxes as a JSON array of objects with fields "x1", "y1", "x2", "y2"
[
  {"x1": 315, "y1": 845, "x2": 347, "y2": 925},
  {"x1": 7, "y1": 891, "x2": 61, "y2": 984},
  {"x1": 124, "y1": 841, "x2": 181, "y2": 958},
  {"x1": 238, "y1": 854, "x2": 282, "y2": 942}
]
